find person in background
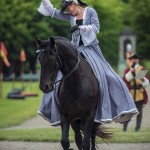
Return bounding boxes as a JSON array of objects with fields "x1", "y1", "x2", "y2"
[
  {"x1": 125, "y1": 43, "x2": 134, "y2": 67},
  {"x1": 123, "y1": 53, "x2": 150, "y2": 132}
]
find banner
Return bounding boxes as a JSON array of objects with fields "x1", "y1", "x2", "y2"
[
  {"x1": 20, "y1": 49, "x2": 26, "y2": 62},
  {"x1": 0, "y1": 42, "x2": 10, "y2": 67}
]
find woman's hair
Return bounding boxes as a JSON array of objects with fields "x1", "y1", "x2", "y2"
[{"x1": 78, "y1": 0, "x2": 88, "y2": 7}]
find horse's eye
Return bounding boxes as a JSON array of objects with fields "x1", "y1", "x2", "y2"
[{"x1": 56, "y1": 62, "x2": 59, "y2": 67}]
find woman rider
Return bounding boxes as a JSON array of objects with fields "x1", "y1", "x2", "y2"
[{"x1": 37, "y1": 0, "x2": 138, "y2": 126}]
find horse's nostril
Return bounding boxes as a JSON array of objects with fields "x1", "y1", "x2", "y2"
[{"x1": 45, "y1": 85, "x2": 49, "y2": 90}]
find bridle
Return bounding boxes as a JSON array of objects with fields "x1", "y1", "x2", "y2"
[{"x1": 36, "y1": 45, "x2": 80, "y2": 85}]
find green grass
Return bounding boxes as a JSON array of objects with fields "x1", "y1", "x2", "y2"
[
  {"x1": 106, "y1": 128, "x2": 150, "y2": 143},
  {"x1": 0, "y1": 82, "x2": 150, "y2": 143},
  {"x1": 0, "y1": 81, "x2": 42, "y2": 128},
  {"x1": 0, "y1": 128, "x2": 150, "y2": 143}
]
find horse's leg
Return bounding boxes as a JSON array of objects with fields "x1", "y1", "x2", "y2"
[
  {"x1": 91, "y1": 135, "x2": 96, "y2": 150},
  {"x1": 71, "y1": 119, "x2": 82, "y2": 150},
  {"x1": 91, "y1": 123, "x2": 98, "y2": 150},
  {"x1": 82, "y1": 113, "x2": 95, "y2": 150},
  {"x1": 60, "y1": 114, "x2": 71, "y2": 150}
]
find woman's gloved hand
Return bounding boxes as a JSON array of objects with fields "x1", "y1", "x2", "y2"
[
  {"x1": 79, "y1": 25, "x2": 87, "y2": 31},
  {"x1": 79, "y1": 25, "x2": 94, "y2": 32},
  {"x1": 68, "y1": 25, "x2": 79, "y2": 33}
]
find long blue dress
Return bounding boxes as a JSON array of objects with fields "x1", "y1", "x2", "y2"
[{"x1": 37, "y1": 2, "x2": 138, "y2": 126}]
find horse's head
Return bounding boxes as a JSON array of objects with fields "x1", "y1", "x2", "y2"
[{"x1": 36, "y1": 37, "x2": 62, "y2": 93}]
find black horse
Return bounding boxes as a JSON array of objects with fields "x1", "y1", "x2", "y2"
[{"x1": 36, "y1": 36, "x2": 111, "y2": 150}]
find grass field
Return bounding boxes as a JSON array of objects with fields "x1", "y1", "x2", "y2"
[
  {"x1": 0, "y1": 128, "x2": 150, "y2": 143},
  {"x1": 0, "y1": 81, "x2": 150, "y2": 143},
  {"x1": 0, "y1": 81, "x2": 42, "y2": 128}
]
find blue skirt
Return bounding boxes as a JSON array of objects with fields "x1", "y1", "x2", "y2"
[{"x1": 38, "y1": 45, "x2": 138, "y2": 126}]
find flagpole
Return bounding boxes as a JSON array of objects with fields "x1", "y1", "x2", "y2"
[
  {"x1": 12, "y1": 72, "x2": 15, "y2": 89},
  {"x1": 0, "y1": 49, "x2": 3, "y2": 98},
  {"x1": 20, "y1": 49, "x2": 26, "y2": 90},
  {"x1": 21, "y1": 61, "x2": 24, "y2": 89},
  {"x1": 29, "y1": 70, "x2": 33, "y2": 89}
]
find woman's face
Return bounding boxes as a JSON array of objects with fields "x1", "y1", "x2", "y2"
[{"x1": 66, "y1": 3, "x2": 78, "y2": 16}]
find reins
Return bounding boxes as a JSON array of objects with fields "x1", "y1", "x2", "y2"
[
  {"x1": 54, "y1": 49, "x2": 80, "y2": 84},
  {"x1": 36, "y1": 44, "x2": 80, "y2": 85},
  {"x1": 37, "y1": 26, "x2": 81, "y2": 85}
]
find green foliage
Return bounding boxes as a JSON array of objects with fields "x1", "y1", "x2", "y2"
[
  {"x1": 127, "y1": 0, "x2": 150, "y2": 60},
  {"x1": 0, "y1": 0, "x2": 149, "y2": 71},
  {"x1": 0, "y1": 0, "x2": 53, "y2": 73},
  {"x1": 122, "y1": 0, "x2": 129, "y2": 3},
  {"x1": 0, "y1": 82, "x2": 42, "y2": 128},
  {"x1": 85, "y1": 0, "x2": 125, "y2": 66},
  {"x1": 0, "y1": 0, "x2": 125, "y2": 71},
  {"x1": 141, "y1": 60, "x2": 150, "y2": 76}
]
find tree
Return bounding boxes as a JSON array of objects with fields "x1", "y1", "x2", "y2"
[
  {"x1": 86, "y1": 0, "x2": 125, "y2": 67},
  {"x1": 122, "y1": 0, "x2": 129, "y2": 3},
  {"x1": 0, "y1": 0, "x2": 55, "y2": 74},
  {"x1": 0, "y1": 0, "x2": 126, "y2": 75},
  {"x1": 127, "y1": 0, "x2": 150, "y2": 60}
]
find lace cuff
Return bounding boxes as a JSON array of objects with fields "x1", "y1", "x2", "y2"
[
  {"x1": 37, "y1": 0, "x2": 55, "y2": 17},
  {"x1": 79, "y1": 25, "x2": 97, "y2": 46}
]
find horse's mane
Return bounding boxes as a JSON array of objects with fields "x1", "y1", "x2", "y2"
[
  {"x1": 53, "y1": 36, "x2": 76, "y2": 50},
  {"x1": 53, "y1": 36, "x2": 70, "y2": 42}
]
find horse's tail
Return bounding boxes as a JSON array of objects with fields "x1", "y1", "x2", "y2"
[{"x1": 92, "y1": 123, "x2": 113, "y2": 142}]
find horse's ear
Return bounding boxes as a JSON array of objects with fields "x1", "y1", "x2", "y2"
[
  {"x1": 50, "y1": 36, "x2": 55, "y2": 48},
  {"x1": 35, "y1": 37, "x2": 42, "y2": 47}
]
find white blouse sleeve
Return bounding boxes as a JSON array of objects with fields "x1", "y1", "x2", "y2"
[
  {"x1": 125, "y1": 71, "x2": 134, "y2": 82},
  {"x1": 38, "y1": 0, "x2": 55, "y2": 17},
  {"x1": 37, "y1": 0, "x2": 71, "y2": 21},
  {"x1": 79, "y1": 25, "x2": 97, "y2": 46},
  {"x1": 79, "y1": 8, "x2": 100, "y2": 46}
]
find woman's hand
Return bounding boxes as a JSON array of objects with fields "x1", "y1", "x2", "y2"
[
  {"x1": 130, "y1": 67, "x2": 135, "y2": 73},
  {"x1": 42, "y1": 0, "x2": 53, "y2": 11},
  {"x1": 79, "y1": 25, "x2": 87, "y2": 31},
  {"x1": 69, "y1": 25, "x2": 79, "y2": 33},
  {"x1": 38, "y1": 0, "x2": 54, "y2": 16}
]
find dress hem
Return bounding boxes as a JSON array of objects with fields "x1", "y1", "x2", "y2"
[{"x1": 38, "y1": 108, "x2": 138, "y2": 126}]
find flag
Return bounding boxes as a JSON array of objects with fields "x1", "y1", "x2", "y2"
[
  {"x1": 1, "y1": 42, "x2": 8, "y2": 56},
  {"x1": 20, "y1": 49, "x2": 26, "y2": 62},
  {"x1": 0, "y1": 42, "x2": 10, "y2": 67}
]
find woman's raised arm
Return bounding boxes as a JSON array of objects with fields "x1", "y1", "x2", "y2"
[{"x1": 38, "y1": 0, "x2": 71, "y2": 21}]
